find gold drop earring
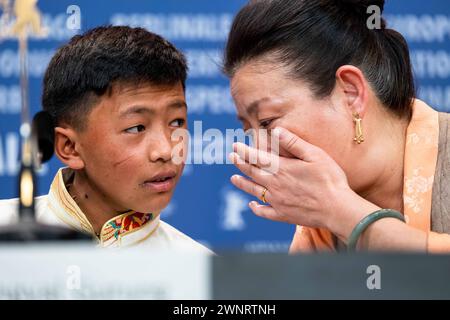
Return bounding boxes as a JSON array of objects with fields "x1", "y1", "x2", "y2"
[{"x1": 353, "y1": 112, "x2": 364, "y2": 144}]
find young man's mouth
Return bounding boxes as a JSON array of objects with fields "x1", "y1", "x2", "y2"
[{"x1": 141, "y1": 170, "x2": 177, "y2": 193}]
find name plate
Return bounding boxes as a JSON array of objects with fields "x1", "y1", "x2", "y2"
[{"x1": 0, "y1": 244, "x2": 211, "y2": 299}]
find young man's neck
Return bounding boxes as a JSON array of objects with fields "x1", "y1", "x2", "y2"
[{"x1": 68, "y1": 170, "x2": 128, "y2": 235}]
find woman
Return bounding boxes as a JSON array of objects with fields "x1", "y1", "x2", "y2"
[{"x1": 224, "y1": 0, "x2": 450, "y2": 253}]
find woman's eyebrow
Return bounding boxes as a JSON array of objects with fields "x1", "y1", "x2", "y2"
[{"x1": 246, "y1": 97, "x2": 270, "y2": 116}]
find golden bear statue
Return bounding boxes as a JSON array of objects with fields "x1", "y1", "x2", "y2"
[{"x1": 12, "y1": 0, "x2": 46, "y2": 37}]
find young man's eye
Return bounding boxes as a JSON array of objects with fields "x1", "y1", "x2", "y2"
[
  {"x1": 170, "y1": 119, "x2": 185, "y2": 127},
  {"x1": 125, "y1": 125, "x2": 146, "y2": 134}
]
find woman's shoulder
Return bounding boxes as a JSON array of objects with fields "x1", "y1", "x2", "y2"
[
  {"x1": 437, "y1": 111, "x2": 450, "y2": 150},
  {"x1": 432, "y1": 111, "x2": 450, "y2": 234},
  {"x1": 438, "y1": 111, "x2": 450, "y2": 121}
]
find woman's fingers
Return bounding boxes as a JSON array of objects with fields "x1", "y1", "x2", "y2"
[
  {"x1": 230, "y1": 175, "x2": 284, "y2": 222},
  {"x1": 272, "y1": 127, "x2": 322, "y2": 162},
  {"x1": 230, "y1": 174, "x2": 270, "y2": 203},
  {"x1": 248, "y1": 201, "x2": 280, "y2": 222},
  {"x1": 229, "y1": 152, "x2": 273, "y2": 185},
  {"x1": 233, "y1": 142, "x2": 278, "y2": 172}
]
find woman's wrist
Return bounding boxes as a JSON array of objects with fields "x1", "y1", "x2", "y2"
[
  {"x1": 347, "y1": 209, "x2": 406, "y2": 251},
  {"x1": 325, "y1": 188, "x2": 381, "y2": 244},
  {"x1": 356, "y1": 217, "x2": 427, "y2": 251},
  {"x1": 325, "y1": 188, "x2": 427, "y2": 251}
]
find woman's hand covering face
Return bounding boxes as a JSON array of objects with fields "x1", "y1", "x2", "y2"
[{"x1": 229, "y1": 127, "x2": 353, "y2": 229}]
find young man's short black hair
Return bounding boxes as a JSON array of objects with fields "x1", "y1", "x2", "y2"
[{"x1": 42, "y1": 26, "x2": 188, "y2": 130}]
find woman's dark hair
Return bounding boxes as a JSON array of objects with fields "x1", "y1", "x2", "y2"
[
  {"x1": 42, "y1": 26, "x2": 188, "y2": 130},
  {"x1": 224, "y1": 0, "x2": 415, "y2": 120}
]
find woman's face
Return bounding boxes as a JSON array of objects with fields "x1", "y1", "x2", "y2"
[{"x1": 230, "y1": 60, "x2": 356, "y2": 177}]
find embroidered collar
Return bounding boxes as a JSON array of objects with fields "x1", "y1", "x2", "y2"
[
  {"x1": 47, "y1": 168, "x2": 160, "y2": 247},
  {"x1": 99, "y1": 210, "x2": 156, "y2": 246}
]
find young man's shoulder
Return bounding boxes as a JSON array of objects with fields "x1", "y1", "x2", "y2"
[
  {"x1": 0, "y1": 195, "x2": 49, "y2": 225},
  {"x1": 0, "y1": 197, "x2": 215, "y2": 254},
  {"x1": 156, "y1": 220, "x2": 214, "y2": 255}
]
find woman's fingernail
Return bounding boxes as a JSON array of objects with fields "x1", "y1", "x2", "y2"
[
  {"x1": 231, "y1": 174, "x2": 240, "y2": 182},
  {"x1": 234, "y1": 142, "x2": 246, "y2": 150},
  {"x1": 229, "y1": 152, "x2": 239, "y2": 162}
]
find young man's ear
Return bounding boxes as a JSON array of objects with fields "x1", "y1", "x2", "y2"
[
  {"x1": 54, "y1": 127, "x2": 85, "y2": 170},
  {"x1": 335, "y1": 65, "x2": 369, "y2": 118}
]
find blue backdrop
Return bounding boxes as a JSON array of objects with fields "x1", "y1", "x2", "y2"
[{"x1": 0, "y1": 0, "x2": 449, "y2": 251}]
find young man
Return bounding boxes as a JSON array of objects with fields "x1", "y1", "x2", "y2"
[{"x1": 0, "y1": 26, "x2": 211, "y2": 252}]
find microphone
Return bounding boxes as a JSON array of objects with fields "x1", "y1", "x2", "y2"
[{"x1": 32, "y1": 111, "x2": 55, "y2": 164}]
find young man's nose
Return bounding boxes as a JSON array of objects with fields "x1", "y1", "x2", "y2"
[{"x1": 148, "y1": 128, "x2": 173, "y2": 163}]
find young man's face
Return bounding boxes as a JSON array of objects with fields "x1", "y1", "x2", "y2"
[{"x1": 72, "y1": 82, "x2": 188, "y2": 214}]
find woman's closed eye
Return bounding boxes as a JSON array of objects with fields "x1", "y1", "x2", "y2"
[{"x1": 259, "y1": 118, "x2": 276, "y2": 129}]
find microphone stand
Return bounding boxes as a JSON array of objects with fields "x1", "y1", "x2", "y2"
[{"x1": 0, "y1": 9, "x2": 91, "y2": 242}]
